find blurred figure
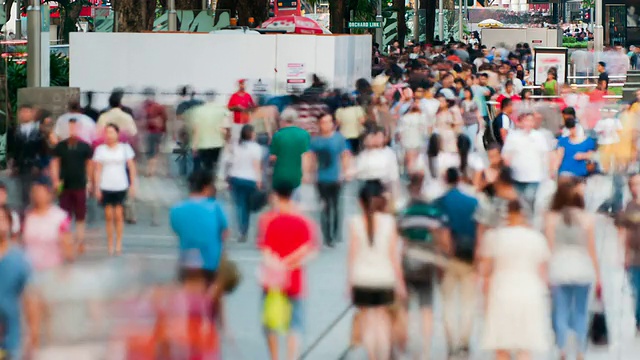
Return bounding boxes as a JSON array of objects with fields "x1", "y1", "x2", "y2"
[
  {"x1": 0, "y1": 205, "x2": 34, "y2": 360},
  {"x1": 257, "y1": 184, "x2": 318, "y2": 360},
  {"x1": 0, "y1": 183, "x2": 20, "y2": 241},
  {"x1": 12, "y1": 104, "x2": 45, "y2": 210},
  {"x1": 555, "y1": 118, "x2": 597, "y2": 178},
  {"x1": 82, "y1": 91, "x2": 100, "y2": 122},
  {"x1": 54, "y1": 100, "x2": 97, "y2": 144},
  {"x1": 140, "y1": 88, "x2": 168, "y2": 177},
  {"x1": 480, "y1": 199, "x2": 551, "y2": 359},
  {"x1": 437, "y1": 168, "x2": 479, "y2": 358},
  {"x1": 460, "y1": 87, "x2": 483, "y2": 151},
  {"x1": 546, "y1": 180, "x2": 600, "y2": 360},
  {"x1": 335, "y1": 95, "x2": 366, "y2": 155},
  {"x1": 93, "y1": 124, "x2": 137, "y2": 255},
  {"x1": 473, "y1": 143, "x2": 502, "y2": 192},
  {"x1": 597, "y1": 61, "x2": 609, "y2": 90},
  {"x1": 309, "y1": 113, "x2": 350, "y2": 247},
  {"x1": 491, "y1": 98, "x2": 514, "y2": 147},
  {"x1": 616, "y1": 173, "x2": 640, "y2": 334},
  {"x1": 50, "y1": 118, "x2": 93, "y2": 253},
  {"x1": 228, "y1": 125, "x2": 262, "y2": 242},
  {"x1": 397, "y1": 103, "x2": 429, "y2": 172},
  {"x1": 348, "y1": 180, "x2": 405, "y2": 360},
  {"x1": 190, "y1": 91, "x2": 230, "y2": 176},
  {"x1": 228, "y1": 79, "x2": 255, "y2": 141},
  {"x1": 96, "y1": 92, "x2": 138, "y2": 141},
  {"x1": 270, "y1": 110, "x2": 311, "y2": 194}
]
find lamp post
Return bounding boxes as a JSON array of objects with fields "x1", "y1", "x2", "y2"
[
  {"x1": 438, "y1": 0, "x2": 444, "y2": 41},
  {"x1": 26, "y1": 0, "x2": 41, "y2": 87},
  {"x1": 458, "y1": 0, "x2": 463, "y2": 41},
  {"x1": 15, "y1": 0, "x2": 22, "y2": 39},
  {"x1": 594, "y1": 0, "x2": 603, "y2": 56},
  {"x1": 375, "y1": 0, "x2": 382, "y2": 47},
  {"x1": 168, "y1": 0, "x2": 178, "y2": 31}
]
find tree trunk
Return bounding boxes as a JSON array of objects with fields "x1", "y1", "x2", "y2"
[
  {"x1": 113, "y1": 0, "x2": 156, "y2": 32},
  {"x1": 60, "y1": 1, "x2": 84, "y2": 44},
  {"x1": 422, "y1": 0, "x2": 435, "y2": 44},
  {"x1": 175, "y1": 0, "x2": 204, "y2": 10},
  {"x1": 329, "y1": 0, "x2": 345, "y2": 34},
  {"x1": 393, "y1": 0, "x2": 406, "y2": 47},
  {"x1": 237, "y1": 0, "x2": 267, "y2": 26}
]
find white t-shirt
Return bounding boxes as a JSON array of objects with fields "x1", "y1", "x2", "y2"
[
  {"x1": 355, "y1": 147, "x2": 400, "y2": 183},
  {"x1": 502, "y1": 129, "x2": 550, "y2": 183},
  {"x1": 397, "y1": 113, "x2": 428, "y2": 150},
  {"x1": 93, "y1": 143, "x2": 135, "y2": 191},
  {"x1": 594, "y1": 117, "x2": 622, "y2": 145},
  {"x1": 229, "y1": 141, "x2": 263, "y2": 181}
]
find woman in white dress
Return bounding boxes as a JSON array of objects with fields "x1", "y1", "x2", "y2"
[
  {"x1": 480, "y1": 199, "x2": 552, "y2": 359},
  {"x1": 397, "y1": 103, "x2": 428, "y2": 172}
]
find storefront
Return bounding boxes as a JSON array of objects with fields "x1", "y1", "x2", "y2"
[{"x1": 602, "y1": 0, "x2": 640, "y2": 46}]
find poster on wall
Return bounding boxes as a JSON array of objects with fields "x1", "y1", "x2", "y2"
[
  {"x1": 533, "y1": 47, "x2": 568, "y2": 86},
  {"x1": 286, "y1": 63, "x2": 306, "y2": 94}
]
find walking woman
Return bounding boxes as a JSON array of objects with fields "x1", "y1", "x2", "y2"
[
  {"x1": 228, "y1": 124, "x2": 263, "y2": 242},
  {"x1": 480, "y1": 199, "x2": 551, "y2": 359},
  {"x1": 93, "y1": 124, "x2": 137, "y2": 255},
  {"x1": 545, "y1": 180, "x2": 601, "y2": 360},
  {"x1": 348, "y1": 180, "x2": 406, "y2": 360}
]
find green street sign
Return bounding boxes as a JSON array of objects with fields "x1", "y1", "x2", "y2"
[{"x1": 347, "y1": 21, "x2": 382, "y2": 29}]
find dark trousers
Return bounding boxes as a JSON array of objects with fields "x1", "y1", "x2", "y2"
[
  {"x1": 317, "y1": 182, "x2": 341, "y2": 245},
  {"x1": 18, "y1": 172, "x2": 35, "y2": 211},
  {"x1": 229, "y1": 177, "x2": 257, "y2": 237},
  {"x1": 195, "y1": 147, "x2": 223, "y2": 176}
]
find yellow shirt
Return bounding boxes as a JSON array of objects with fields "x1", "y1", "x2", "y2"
[
  {"x1": 189, "y1": 102, "x2": 230, "y2": 150},
  {"x1": 336, "y1": 106, "x2": 365, "y2": 139}
]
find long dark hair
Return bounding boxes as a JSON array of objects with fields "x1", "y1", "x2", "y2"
[
  {"x1": 427, "y1": 133, "x2": 441, "y2": 179},
  {"x1": 239, "y1": 124, "x2": 254, "y2": 145},
  {"x1": 359, "y1": 180, "x2": 387, "y2": 246},
  {"x1": 457, "y1": 133, "x2": 471, "y2": 176},
  {"x1": 550, "y1": 179, "x2": 585, "y2": 225}
]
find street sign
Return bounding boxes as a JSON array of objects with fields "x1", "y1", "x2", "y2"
[{"x1": 347, "y1": 21, "x2": 382, "y2": 29}]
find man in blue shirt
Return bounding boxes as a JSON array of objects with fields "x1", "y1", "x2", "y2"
[
  {"x1": 309, "y1": 113, "x2": 350, "y2": 246},
  {"x1": 436, "y1": 168, "x2": 479, "y2": 358},
  {"x1": 170, "y1": 170, "x2": 228, "y2": 282}
]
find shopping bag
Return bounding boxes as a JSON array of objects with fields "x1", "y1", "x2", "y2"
[
  {"x1": 589, "y1": 292, "x2": 609, "y2": 346},
  {"x1": 249, "y1": 190, "x2": 269, "y2": 212},
  {"x1": 262, "y1": 289, "x2": 292, "y2": 333}
]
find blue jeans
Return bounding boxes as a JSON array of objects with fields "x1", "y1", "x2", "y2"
[
  {"x1": 551, "y1": 284, "x2": 591, "y2": 353},
  {"x1": 463, "y1": 123, "x2": 479, "y2": 151},
  {"x1": 513, "y1": 181, "x2": 539, "y2": 215},
  {"x1": 229, "y1": 177, "x2": 257, "y2": 236},
  {"x1": 629, "y1": 267, "x2": 640, "y2": 328}
]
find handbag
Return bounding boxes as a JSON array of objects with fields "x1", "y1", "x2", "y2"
[
  {"x1": 249, "y1": 190, "x2": 269, "y2": 212},
  {"x1": 218, "y1": 252, "x2": 241, "y2": 293},
  {"x1": 589, "y1": 291, "x2": 608, "y2": 346}
]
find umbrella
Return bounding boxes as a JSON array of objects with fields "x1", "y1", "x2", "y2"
[
  {"x1": 478, "y1": 19, "x2": 504, "y2": 28},
  {"x1": 260, "y1": 15, "x2": 331, "y2": 35}
]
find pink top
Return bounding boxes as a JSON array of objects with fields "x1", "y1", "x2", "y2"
[{"x1": 23, "y1": 205, "x2": 70, "y2": 271}]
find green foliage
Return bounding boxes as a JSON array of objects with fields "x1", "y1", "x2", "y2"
[
  {"x1": 563, "y1": 41, "x2": 588, "y2": 48},
  {"x1": 582, "y1": 0, "x2": 595, "y2": 9},
  {"x1": 6, "y1": 53, "x2": 70, "y2": 120},
  {"x1": 563, "y1": 36, "x2": 577, "y2": 44}
]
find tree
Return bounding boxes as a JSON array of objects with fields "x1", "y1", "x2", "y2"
[
  {"x1": 236, "y1": 0, "x2": 268, "y2": 25},
  {"x1": 112, "y1": 0, "x2": 156, "y2": 32},
  {"x1": 51, "y1": 0, "x2": 89, "y2": 43},
  {"x1": 176, "y1": 0, "x2": 204, "y2": 9},
  {"x1": 422, "y1": 0, "x2": 436, "y2": 44},
  {"x1": 329, "y1": 0, "x2": 345, "y2": 33}
]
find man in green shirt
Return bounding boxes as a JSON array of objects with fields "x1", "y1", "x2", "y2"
[{"x1": 270, "y1": 111, "x2": 311, "y2": 191}]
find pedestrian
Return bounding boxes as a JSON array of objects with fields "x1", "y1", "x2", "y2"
[
  {"x1": 228, "y1": 125, "x2": 263, "y2": 242},
  {"x1": 50, "y1": 118, "x2": 93, "y2": 254},
  {"x1": 140, "y1": 88, "x2": 168, "y2": 177},
  {"x1": 335, "y1": 95, "x2": 366, "y2": 155},
  {"x1": 0, "y1": 205, "x2": 35, "y2": 360},
  {"x1": 479, "y1": 199, "x2": 552, "y2": 359},
  {"x1": 11, "y1": 104, "x2": 45, "y2": 210},
  {"x1": 397, "y1": 103, "x2": 429, "y2": 172},
  {"x1": 555, "y1": 117, "x2": 597, "y2": 179},
  {"x1": 348, "y1": 180, "x2": 406, "y2": 360},
  {"x1": 473, "y1": 143, "x2": 503, "y2": 192},
  {"x1": 228, "y1": 79, "x2": 255, "y2": 142},
  {"x1": 257, "y1": 183, "x2": 318, "y2": 360},
  {"x1": 616, "y1": 173, "x2": 640, "y2": 334},
  {"x1": 436, "y1": 168, "x2": 479, "y2": 358},
  {"x1": 93, "y1": 124, "x2": 137, "y2": 256},
  {"x1": 96, "y1": 92, "x2": 138, "y2": 140},
  {"x1": 502, "y1": 112, "x2": 552, "y2": 214},
  {"x1": 170, "y1": 170, "x2": 228, "y2": 288},
  {"x1": 270, "y1": 109, "x2": 311, "y2": 194},
  {"x1": 0, "y1": 183, "x2": 20, "y2": 242},
  {"x1": 460, "y1": 87, "x2": 483, "y2": 151},
  {"x1": 54, "y1": 100, "x2": 97, "y2": 144},
  {"x1": 310, "y1": 113, "x2": 351, "y2": 247},
  {"x1": 397, "y1": 174, "x2": 450, "y2": 357},
  {"x1": 545, "y1": 180, "x2": 601, "y2": 359},
  {"x1": 189, "y1": 91, "x2": 230, "y2": 176}
]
